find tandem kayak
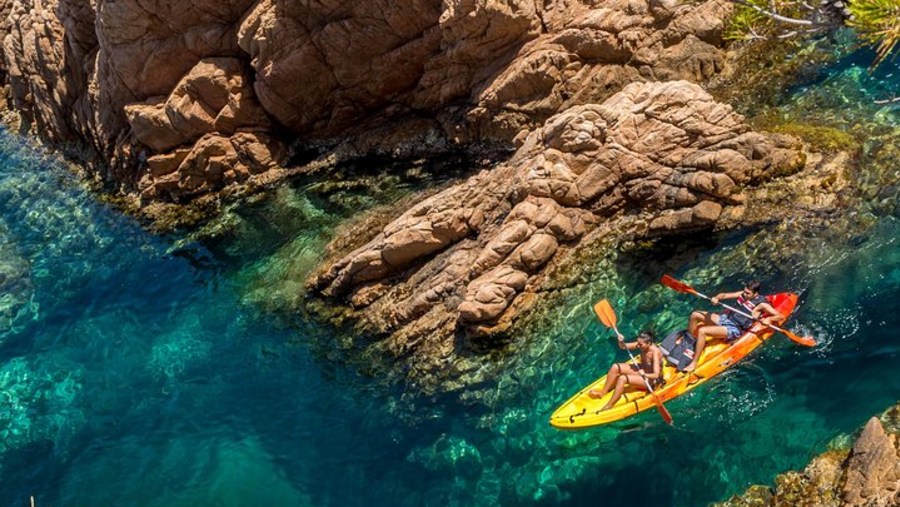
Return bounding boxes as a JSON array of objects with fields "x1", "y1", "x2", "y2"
[{"x1": 549, "y1": 292, "x2": 798, "y2": 429}]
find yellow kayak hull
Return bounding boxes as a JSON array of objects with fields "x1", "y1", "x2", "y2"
[{"x1": 549, "y1": 293, "x2": 799, "y2": 429}]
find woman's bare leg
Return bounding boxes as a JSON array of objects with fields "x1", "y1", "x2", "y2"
[
  {"x1": 589, "y1": 363, "x2": 627, "y2": 399},
  {"x1": 601, "y1": 376, "x2": 630, "y2": 410},
  {"x1": 601, "y1": 373, "x2": 650, "y2": 410}
]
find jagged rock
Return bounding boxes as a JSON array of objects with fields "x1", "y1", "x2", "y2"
[
  {"x1": 1, "y1": 0, "x2": 78, "y2": 144},
  {"x1": 309, "y1": 81, "x2": 804, "y2": 361},
  {"x1": 463, "y1": 0, "x2": 733, "y2": 142},
  {"x1": 842, "y1": 417, "x2": 900, "y2": 507},
  {"x1": 122, "y1": 57, "x2": 284, "y2": 200},
  {"x1": 458, "y1": 265, "x2": 530, "y2": 323},
  {"x1": 1, "y1": 0, "x2": 256, "y2": 169},
  {"x1": 717, "y1": 409, "x2": 900, "y2": 507},
  {"x1": 139, "y1": 131, "x2": 284, "y2": 202},
  {"x1": 648, "y1": 200, "x2": 723, "y2": 233},
  {"x1": 124, "y1": 58, "x2": 271, "y2": 153}
]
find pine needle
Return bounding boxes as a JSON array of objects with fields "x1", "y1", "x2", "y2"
[{"x1": 847, "y1": 0, "x2": 900, "y2": 67}]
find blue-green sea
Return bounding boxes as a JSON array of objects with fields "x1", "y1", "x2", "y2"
[{"x1": 0, "y1": 52, "x2": 897, "y2": 506}]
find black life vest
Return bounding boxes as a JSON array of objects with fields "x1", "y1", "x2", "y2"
[
  {"x1": 724, "y1": 294, "x2": 767, "y2": 330},
  {"x1": 659, "y1": 329, "x2": 697, "y2": 372}
]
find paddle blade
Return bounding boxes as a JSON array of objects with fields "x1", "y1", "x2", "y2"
[
  {"x1": 593, "y1": 299, "x2": 617, "y2": 329},
  {"x1": 654, "y1": 397, "x2": 674, "y2": 425},
  {"x1": 784, "y1": 329, "x2": 817, "y2": 347},
  {"x1": 660, "y1": 274, "x2": 697, "y2": 295}
]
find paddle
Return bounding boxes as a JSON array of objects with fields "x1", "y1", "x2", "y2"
[
  {"x1": 660, "y1": 274, "x2": 816, "y2": 347},
  {"x1": 593, "y1": 299, "x2": 674, "y2": 425}
]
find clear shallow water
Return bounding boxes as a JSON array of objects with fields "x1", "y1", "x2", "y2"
[{"x1": 0, "y1": 55, "x2": 897, "y2": 506}]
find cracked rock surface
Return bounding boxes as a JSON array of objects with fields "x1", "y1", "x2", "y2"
[{"x1": 1, "y1": 0, "x2": 732, "y2": 205}]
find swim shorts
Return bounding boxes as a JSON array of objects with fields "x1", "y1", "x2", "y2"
[{"x1": 719, "y1": 315, "x2": 743, "y2": 342}]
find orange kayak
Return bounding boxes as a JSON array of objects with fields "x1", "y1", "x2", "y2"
[{"x1": 549, "y1": 293, "x2": 798, "y2": 429}]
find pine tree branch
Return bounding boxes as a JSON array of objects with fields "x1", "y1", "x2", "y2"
[{"x1": 728, "y1": 0, "x2": 824, "y2": 25}]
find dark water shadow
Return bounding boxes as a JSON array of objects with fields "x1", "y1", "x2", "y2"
[
  {"x1": 781, "y1": 45, "x2": 900, "y2": 102},
  {"x1": 611, "y1": 229, "x2": 758, "y2": 293},
  {"x1": 0, "y1": 440, "x2": 67, "y2": 506}
]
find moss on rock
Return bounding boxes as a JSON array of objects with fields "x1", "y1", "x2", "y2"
[{"x1": 767, "y1": 123, "x2": 861, "y2": 154}]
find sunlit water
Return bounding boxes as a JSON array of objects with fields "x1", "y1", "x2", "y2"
[{"x1": 0, "y1": 52, "x2": 897, "y2": 507}]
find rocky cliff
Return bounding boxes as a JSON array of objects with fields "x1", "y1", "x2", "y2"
[{"x1": 0, "y1": 0, "x2": 732, "y2": 205}]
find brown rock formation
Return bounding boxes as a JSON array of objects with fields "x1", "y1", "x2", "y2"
[
  {"x1": 843, "y1": 417, "x2": 900, "y2": 506},
  {"x1": 0, "y1": 0, "x2": 268, "y2": 186},
  {"x1": 2, "y1": 0, "x2": 82, "y2": 144},
  {"x1": 0, "y1": 0, "x2": 733, "y2": 205},
  {"x1": 717, "y1": 405, "x2": 900, "y2": 507},
  {"x1": 238, "y1": 0, "x2": 731, "y2": 142},
  {"x1": 309, "y1": 81, "x2": 804, "y2": 366},
  {"x1": 125, "y1": 57, "x2": 283, "y2": 201},
  {"x1": 466, "y1": 0, "x2": 731, "y2": 141}
]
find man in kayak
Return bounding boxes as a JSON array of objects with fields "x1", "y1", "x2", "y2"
[
  {"x1": 587, "y1": 330, "x2": 664, "y2": 410},
  {"x1": 684, "y1": 280, "x2": 783, "y2": 372}
]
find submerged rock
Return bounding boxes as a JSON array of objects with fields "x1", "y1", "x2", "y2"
[
  {"x1": 716, "y1": 404, "x2": 900, "y2": 507},
  {"x1": 0, "y1": 356, "x2": 84, "y2": 458},
  {"x1": 308, "y1": 80, "x2": 811, "y2": 387},
  {"x1": 0, "y1": 219, "x2": 33, "y2": 339}
]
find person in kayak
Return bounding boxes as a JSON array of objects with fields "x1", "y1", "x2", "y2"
[
  {"x1": 587, "y1": 330, "x2": 664, "y2": 410},
  {"x1": 684, "y1": 280, "x2": 783, "y2": 372}
]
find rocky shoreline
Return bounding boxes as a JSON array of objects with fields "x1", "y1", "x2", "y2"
[
  {"x1": 716, "y1": 403, "x2": 900, "y2": 507},
  {"x1": 2, "y1": 0, "x2": 875, "y2": 389},
  {"x1": 303, "y1": 79, "x2": 852, "y2": 389}
]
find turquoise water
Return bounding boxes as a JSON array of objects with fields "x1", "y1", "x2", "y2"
[{"x1": 0, "y1": 55, "x2": 898, "y2": 506}]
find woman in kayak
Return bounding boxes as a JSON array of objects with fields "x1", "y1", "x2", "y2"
[
  {"x1": 587, "y1": 330, "x2": 664, "y2": 410},
  {"x1": 684, "y1": 280, "x2": 783, "y2": 372}
]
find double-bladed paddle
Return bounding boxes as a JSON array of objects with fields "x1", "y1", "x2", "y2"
[
  {"x1": 593, "y1": 299, "x2": 674, "y2": 425},
  {"x1": 660, "y1": 274, "x2": 816, "y2": 347}
]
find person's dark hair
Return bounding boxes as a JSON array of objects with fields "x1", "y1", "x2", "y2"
[
  {"x1": 637, "y1": 330, "x2": 656, "y2": 343},
  {"x1": 745, "y1": 280, "x2": 762, "y2": 293}
]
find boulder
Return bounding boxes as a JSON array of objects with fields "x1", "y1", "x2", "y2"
[
  {"x1": 139, "y1": 132, "x2": 284, "y2": 202},
  {"x1": 842, "y1": 417, "x2": 900, "y2": 507},
  {"x1": 1, "y1": 0, "x2": 256, "y2": 165},
  {"x1": 125, "y1": 58, "x2": 270, "y2": 153}
]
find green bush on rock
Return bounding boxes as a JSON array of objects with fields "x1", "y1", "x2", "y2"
[{"x1": 848, "y1": 0, "x2": 900, "y2": 66}]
